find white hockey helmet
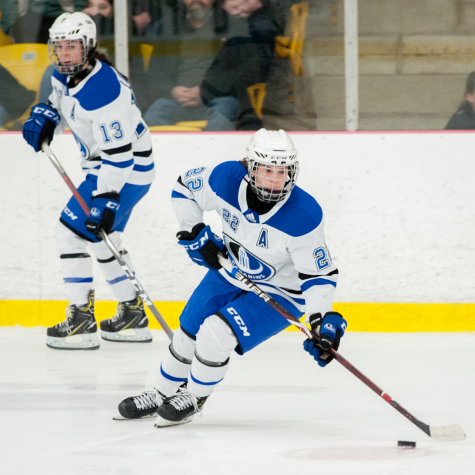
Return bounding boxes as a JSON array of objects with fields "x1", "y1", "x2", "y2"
[
  {"x1": 48, "y1": 12, "x2": 97, "y2": 76},
  {"x1": 246, "y1": 128, "x2": 299, "y2": 202}
]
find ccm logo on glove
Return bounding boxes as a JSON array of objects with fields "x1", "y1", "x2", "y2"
[
  {"x1": 177, "y1": 223, "x2": 227, "y2": 270},
  {"x1": 106, "y1": 201, "x2": 120, "y2": 210},
  {"x1": 32, "y1": 106, "x2": 61, "y2": 125},
  {"x1": 91, "y1": 200, "x2": 119, "y2": 218},
  {"x1": 181, "y1": 231, "x2": 210, "y2": 251},
  {"x1": 22, "y1": 103, "x2": 61, "y2": 152}
]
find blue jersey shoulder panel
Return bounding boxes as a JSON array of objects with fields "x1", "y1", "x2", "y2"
[
  {"x1": 209, "y1": 161, "x2": 247, "y2": 210},
  {"x1": 266, "y1": 186, "x2": 323, "y2": 237},
  {"x1": 74, "y1": 62, "x2": 121, "y2": 111},
  {"x1": 52, "y1": 69, "x2": 68, "y2": 85}
]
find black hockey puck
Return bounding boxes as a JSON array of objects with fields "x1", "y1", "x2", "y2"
[{"x1": 397, "y1": 441, "x2": 416, "y2": 448}]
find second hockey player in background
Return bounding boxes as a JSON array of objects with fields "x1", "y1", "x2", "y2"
[{"x1": 22, "y1": 12, "x2": 156, "y2": 350}]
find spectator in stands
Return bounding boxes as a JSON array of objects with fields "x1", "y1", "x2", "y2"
[
  {"x1": 222, "y1": 0, "x2": 263, "y2": 18},
  {"x1": 83, "y1": 0, "x2": 114, "y2": 36},
  {"x1": 82, "y1": 0, "x2": 162, "y2": 38},
  {"x1": 0, "y1": 64, "x2": 35, "y2": 128},
  {"x1": 130, "y1": 0, "x2": 163, "y2": 38},
  {"x1": 445, "y1": 71, "x2": 475, "y2": 130},
  {"x1": 201, "y1": 0, "x2": 283, "y2": 129},
  {"x1": 83, "y1": 0, "x2": 113, "y2": 17},
  {"x1": 143, "y1": 0, "x2": 241, "y2": 130},
  {"x1": 0, "y1": 0, "x2": 86, "y2": 43}
]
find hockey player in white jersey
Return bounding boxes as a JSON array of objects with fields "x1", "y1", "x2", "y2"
[
  {"x1": 116, "y1": 129, "x2": 347, "y2": 425},
  {"x1": 22, "y1": 12, "x2": 156, "y2": 350}
]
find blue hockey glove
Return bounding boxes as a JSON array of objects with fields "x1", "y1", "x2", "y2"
[
  {"x1": 85, "y1": 192, "x2": 120, "y2": 237},
  {"x1": 22, "y1": 104, "x2": 61, "y2": 152},
  {"x1": 303, "y1": 311, "x2": 347, "y2": 367},
  {"x1": 177, "y1": 223, "x2": 227, "y2": 270}
]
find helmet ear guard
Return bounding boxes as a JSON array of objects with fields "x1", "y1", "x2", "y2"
[
  {"x1": 48, "y1": 12, "x2": 97, "y2": 77},
  {"x1": 246, "y1": 129, "x2": 299, "y2": 203}
]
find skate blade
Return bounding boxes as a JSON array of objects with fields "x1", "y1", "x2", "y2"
[
  {"x1": 113, "y1": 413, "x2": 157, "y2": 421},
  {"x1": 154, "y1": 415, "x2": 194, "y2": 428},
  {"x1": 46, "y1": 333, "x2": 100, "y2": 350},
  {"x1": 101, "y1": 328, "x2": 152, "y2": 343}
]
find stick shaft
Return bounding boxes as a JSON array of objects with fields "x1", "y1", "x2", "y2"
[
  {"x1": 41, "y1": 142, "x2": 174, "y2": 341},
  {"x1": 42, "y1": 143, "x2": 90, "y2": 215},
  {"x1": 217, "y1": 254, "x2": 432, "y2": 437}
]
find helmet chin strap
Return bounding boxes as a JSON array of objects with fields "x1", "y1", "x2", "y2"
[
  {"x1": 70, "y1": 63, "x2": 93, "y2": 81},
  {"x1": 68, "y1": 48, "x2": 96, "y2": 81},
  {"x1": 246, "y1": 183, "x2": 277, "y2": 214}
]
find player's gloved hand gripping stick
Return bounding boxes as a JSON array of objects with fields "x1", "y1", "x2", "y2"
[
  {"x1": 304, "y1": 312, "x2": 347, "y2": 367},
  {"x1": 177, "y1": 223, "x2": 227, "y2": 270},
  {"x1": 217, "y1": 253, "x2": 465, "y2": 442},
  {"x1": 23, "y1": 104, "x2": 60, "y2": 152},
  {"x1": 41, "y1": 142, "x2": 174, "y2": 341}
]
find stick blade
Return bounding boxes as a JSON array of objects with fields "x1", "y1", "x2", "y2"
[{"x1": 429, "y1": 424, "x2": 466, "y2": 441}]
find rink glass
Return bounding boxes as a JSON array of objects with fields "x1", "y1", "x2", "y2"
[{"x1": 0, "y1": 1, "x2": 473, "y2": 131}]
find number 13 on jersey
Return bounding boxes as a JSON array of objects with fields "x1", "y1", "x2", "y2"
[{"x1": 99, "y1": 121, "x2": 123, "y2": 143}]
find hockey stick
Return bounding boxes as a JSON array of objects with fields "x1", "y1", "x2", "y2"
[
  {"x1": 217, "y1": 254, "x2": 465, "y2": 442},
  {"x1": 41, "y1": 142, "x2": 174, "y2": 341}
]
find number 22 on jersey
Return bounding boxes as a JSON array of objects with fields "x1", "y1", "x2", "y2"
[{"x1": 314, "y1": 245, "x2": 332, "y2": 270}]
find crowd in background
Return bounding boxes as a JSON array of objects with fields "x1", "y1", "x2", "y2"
[
  {"x1": 0, "y1": 0, "x2": 300, "y2": 130},
  {"x1": 2, "y1": 1, "x2": 475, "y2": 131}
]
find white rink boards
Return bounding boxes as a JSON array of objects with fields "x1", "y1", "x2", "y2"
[{"x1": 1, "y1": 131, "x2": 474, "y2": 304}]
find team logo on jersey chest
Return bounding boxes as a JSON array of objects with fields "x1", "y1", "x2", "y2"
[{"x1": 224, "y1": 234, "x2": 275, "y2": 281}]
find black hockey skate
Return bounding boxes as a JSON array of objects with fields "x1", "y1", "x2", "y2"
[
  {"x1": 100, "y1": 295, "x2": 152, "y2": 343},
  {"x1": 114, "y1": 389, "x2": 166, "y2": 420},
  {"x1": 46, "y1": 290, "x2": 99, "y2": 350},
  {"x1": 154, "y1": 389, "x2": 208, "y2": 428}
]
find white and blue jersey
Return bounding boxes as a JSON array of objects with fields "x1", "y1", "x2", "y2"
[
  {"x1": 49, "y1": 60, "x2": 155, "y2": 242},
  {"x1": 172, "y1": 161, "x2": 338, "y2": 322},
  {"x1": 49, "y1": 60, "x2": 155, "y2": 195}
]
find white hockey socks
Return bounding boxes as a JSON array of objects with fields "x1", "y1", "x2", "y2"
[
  {"x1": 89, "y1": 233, "x2": 137, "y2": 303},
  {"x1": 187, "y1": 315, "x2": 237, "y2": 398},
  {"x1": 157, "y1": 328, "x2": 196, "y2": 396},
  {"x1": 55, "y1": 222, "x2": 93, "y2": 306},
  {"x1": 60, "y1": 253, "x2": 93, "y2": 306}
]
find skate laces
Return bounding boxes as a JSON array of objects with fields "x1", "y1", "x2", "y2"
[
  {"x1": 169, "y1": 389, "x2": 203, "y2": 417},
  {"x1": 58, "y1": 306, "x2": 75, "y2": 331},
  {"x1": 133, "y1": 389, "x2": 160, "y2": 410},
  {"x1": 112, "y1": 298, "x2": 141, "y2": 323},
  {"x1": 111, "y1": 302, "x2": 126, "y2": 322}
]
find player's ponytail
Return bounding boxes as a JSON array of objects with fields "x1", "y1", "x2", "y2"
[{"x1": 90, "y1": 49, "x2": 129, "y2": 81}]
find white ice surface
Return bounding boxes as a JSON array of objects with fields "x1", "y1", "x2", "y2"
[{"x1": 0, "y1": 328, "x2": 473, "y2": 475}]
